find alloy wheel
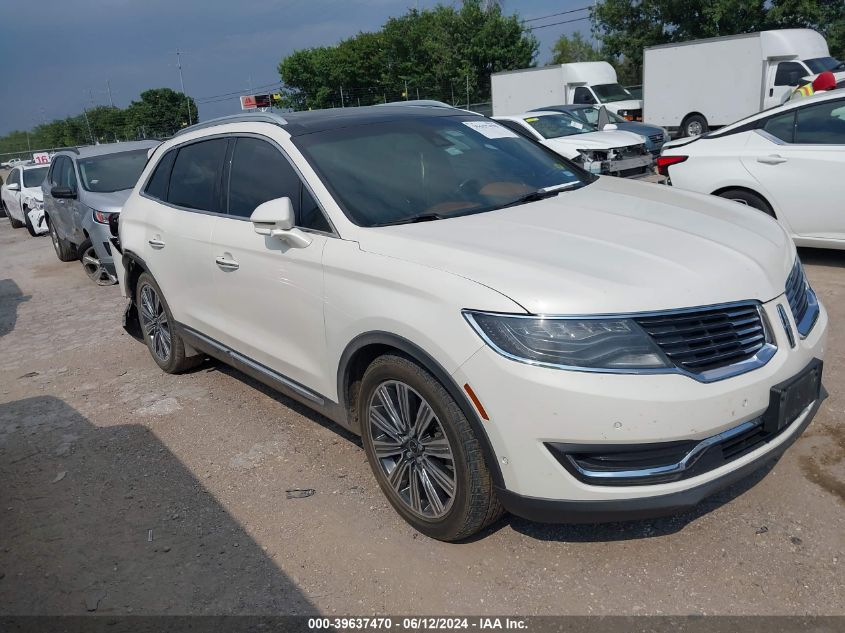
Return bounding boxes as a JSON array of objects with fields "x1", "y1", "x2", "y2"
[
  {"x1": 367, "y1": 380, "x2": 457, "y2": 519},
  {"x1": 81, "y1": 245, "x2": 117, "y2": 286},
  {"x1": 139, "y1": 283, "x2": 172, "y2": 362},
  {"x1": 49, "y1": 223, "x2": 61, "y2": 254}
]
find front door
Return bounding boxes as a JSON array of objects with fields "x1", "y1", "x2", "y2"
[
  {"x1": 209, "y1": 135, "x2": 333, "y2": 395},
  {"x1": 764, "y1": 60, "x2": 806, "y2": 109},
  {"x1": 742, "y1": 97, "x2": 845, "y2": 240}
]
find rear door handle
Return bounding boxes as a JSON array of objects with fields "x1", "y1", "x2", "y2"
[
  {"x1": 215, "y1": 256, "x2": 240, "y2": 271},
  {"x1": 148, "y1": 239, "x2": 166, "y2": 249},
  {"x1": 757, "y1": 155, "x2": 788, "y2": 165}
]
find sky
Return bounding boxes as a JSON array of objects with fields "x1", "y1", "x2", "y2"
[{"x1": 0, "y1": 0, "x2": 593, "y2": 136}]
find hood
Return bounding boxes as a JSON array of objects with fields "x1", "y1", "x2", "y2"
[
  {"x1": 22, "y1": 186, "x2": 43, "y2": 202},
  {"x1": 615, "y1": 122, "x2": 664, "y2": 136},
  {"x1": 545, "y1": 130, "x2": 645, "y2": 151},
  {"x1": 604, "y1": 99, "x2": 643, "y2": 112},
  {"x1": 80, "y1": 189, "x2": 131, "y2": 214},
  {"x1": 357, "y1": 177, "x2": 793, "y2": 315}
]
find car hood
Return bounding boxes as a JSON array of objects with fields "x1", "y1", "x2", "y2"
[
  {"x1": 357, "y1": 177, "x2": 794, "y2": 315},
  {"x1": 81, "y1": 189, "x2": 131, "y2": 214},
  {"x1": 545, "y1": 130, "x2": 645, "y2": 150},
  {"x1": 22, "y1": 186, "x2": 43, "y2": 202},
  {"x1": 615, "y1": 122, "x2": 663, "y2": 136}
]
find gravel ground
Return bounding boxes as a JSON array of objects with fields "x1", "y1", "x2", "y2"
[{"x1": 0, "y1": 215, "x2": 843, "y2": 616}]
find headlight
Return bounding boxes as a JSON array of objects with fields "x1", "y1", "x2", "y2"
[{"x1": 463, "y1": 311, "x2": 671, "y2": 370}]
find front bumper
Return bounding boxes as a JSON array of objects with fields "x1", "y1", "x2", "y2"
[
  {"x1": 452, "y1": 295, "x2": 828, "y2": 518},
  {"x1": 496, "y1": 389, "x2": 824, "y2": 523}
]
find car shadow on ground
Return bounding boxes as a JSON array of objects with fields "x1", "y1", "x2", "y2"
[
  {"x1": 798, "y1": 247, "x2": 845, "y2": 269},
  {"x1": 0, "y1": 279, "x2": 30, "y2": 338},
  {"x1": 0, "y1": 395, "x2": 317, "y2": 615},
  {"x1": 493, "y1": 460, "x2": 777, "y2": 543}
]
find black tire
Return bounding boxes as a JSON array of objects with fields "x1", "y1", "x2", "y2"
[
  {"x1": 358, "y1": 353, "x2": 503, "y2": 541},
  {"x1": 136, "y1": 272, "x2": 202, "y2": 374},
  {"x1": 7, "y1": 204, "x2": 24, "y2": 229},
  {"x1": 717, "y1": 189, "x2": 775, "y2": 217},
  {"x1": 47, "y1": 217, "x2": 77, "y2": 262},
  {"x1": 682, "y1": 114, "x2": 709, "y2": 137},
  {"x1": 23, "y1": 206, "x2": 38, "y2": 237}
]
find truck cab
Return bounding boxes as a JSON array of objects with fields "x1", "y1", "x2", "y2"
[{"x1": 561, "y1": 62, "x2": 643, "y2": 121}]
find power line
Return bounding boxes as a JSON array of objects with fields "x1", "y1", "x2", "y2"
[
  {"x1": 526, "y1": 15, "x2": 591, "y2": 30},
  {"x1": 522, "y1": 6, "x2": 590, "y2": 23}
]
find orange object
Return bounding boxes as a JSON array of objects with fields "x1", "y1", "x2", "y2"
[{"x1": 463, "y1": 383, "x2": 490, "y2": 421}]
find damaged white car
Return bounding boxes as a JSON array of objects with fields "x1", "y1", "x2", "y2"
[
  {"x1": 494, "y1": 111, "x2": 653, "y2": 178},
  {"x1": 1, "y1": 163, "x2": 49, "y2": 236}
]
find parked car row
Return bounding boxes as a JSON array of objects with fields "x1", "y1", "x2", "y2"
[
  {"x1": 86, "y1": 105, "x2": 826, "y2": 541},
  {"x1": 1, "y1": 141, "x2": 159, "y2": 285}
]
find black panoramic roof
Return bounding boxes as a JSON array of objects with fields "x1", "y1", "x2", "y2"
[{"x1": 174, "y1": 105, "x2": 475, "y2": 139}]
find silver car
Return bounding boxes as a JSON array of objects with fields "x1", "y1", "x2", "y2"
[{"x1": 42, "y1": 141, "x2": 159, "y2": 285}]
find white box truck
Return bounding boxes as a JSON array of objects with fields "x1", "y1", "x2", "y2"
[
  {"x1": 643, "y1": 29, "x2": 845, "y2": 137},
  {"x1": 491, "y1": 61, "x2": 643, "y2": 120}
]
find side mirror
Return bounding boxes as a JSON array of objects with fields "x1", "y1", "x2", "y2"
[
  {"x1": 51, "y1": 186, "x2": 76, "y2": 199},
  {"x1": 7, "y1": 183, "x2": 20, "y2": 192},
  {"x1": 250, "y1": 197, "x2": 311, "y2": 248}
]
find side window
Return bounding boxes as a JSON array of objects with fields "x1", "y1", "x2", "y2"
[
  {"x1": 227, "y1": 137, "x2": 301, "y2": 219},
  {"x1": 48, "y1": 158, "x2": 64, "y2": 187},
  {"x1": 8, "y1": 169, "x2": 20, "y2": 186},
  {"x1": 299, "y1": 187, "x2": 332, "y2": 232},
  {"x1": 145, "y1": 149, "x2": 176, "y2": 201},
  {"x1": 761, "y1": 110, "x2": 796, "y2": 143},
  {"x1": 168, "y1": 138, "x2": 228, "y2": 212},
  {"x1": 795, "y1": 100, "x2": 845, "y2": 145},
  {"x1": 774, "y1": 62, "x2": 805, "y2": 87},
  {"x1": 573, "y1": 87, "x2": 595, "y2": 105}
]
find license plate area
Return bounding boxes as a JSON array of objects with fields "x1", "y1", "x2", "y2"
[{"x1": 762, "y1": 359, "x2": 822, "y2": 434}]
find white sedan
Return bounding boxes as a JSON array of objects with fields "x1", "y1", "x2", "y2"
[
  {"x1": 658, "y1": 90, "x2": 845, "y2": 249},
  {"x1": 493, "y1": 111, "x2": 653, "y2": 178},
  {"x1": 1, "y1": 163, "x2": 50, "y2": 236}
]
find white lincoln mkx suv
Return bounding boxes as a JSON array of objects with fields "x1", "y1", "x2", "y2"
[{"x1": 113, "y1": 107, "x2": 827, "y2": 541}]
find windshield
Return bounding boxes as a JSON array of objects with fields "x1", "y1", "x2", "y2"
[
  {"x1": 78, "y1": 149, "x2": 149, "y2": 193},
  {"x1": 523, "y1": 113, "x2": 592, "y2": 139},
  {"x1": 592, "y1": 83, "x2": 633, "y2": 103},
  {"x1": 804, "y1": 57, "x2": 844, "y2": 73},
  {"x1": 23, "y1": 166, "x2": 48, "y2": 188},
  {"x1": 293, "y1": 115, "x2": 589, "y2": 227}
]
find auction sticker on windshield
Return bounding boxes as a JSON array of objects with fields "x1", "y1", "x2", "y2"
[{"x1": 462, "y1": 120, "x2": 519, "y2": 139}]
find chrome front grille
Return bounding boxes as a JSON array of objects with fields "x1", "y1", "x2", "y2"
[
  {"x1": 634, "y1": 303, "x2": 768, "y2": 373},
  {"x1": 648, "y1": 133, "x2": 664, "y2": 144},
  {"x1": 785, "y1": 259, "x2": 809, "y2": 325}
]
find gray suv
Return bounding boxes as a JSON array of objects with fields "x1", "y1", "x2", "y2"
[{"x1": 43, "y1": 141, "x2": 159, "y2": 284}]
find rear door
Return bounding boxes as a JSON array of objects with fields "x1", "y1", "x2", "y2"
[
  {"x1": 208, "y1": 134, "x2": 333, "y2": 395},
  {"x1": 742, "y1": 97, "x2": 845, "y2": 239},
  {"x1": 141, "y1": 137, "x2": 226, "y2": 334}
]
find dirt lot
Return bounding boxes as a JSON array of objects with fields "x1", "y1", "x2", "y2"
[{"x1": 0, "y1": 217, "x2": 843, "y2": 616}]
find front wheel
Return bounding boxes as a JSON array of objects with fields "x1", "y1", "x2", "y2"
[
  {"x1": 136, "y1": 272, "x2": 202, "y2": 374},
  {"x1": 358, "y1": 354, "x2": 503, "y2": 541},
  {"x1": 79, "y1": 239, "x2": 117, "y2": 285}
]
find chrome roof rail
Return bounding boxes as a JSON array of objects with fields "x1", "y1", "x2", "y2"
[{"x1": 171, "y1": 113, "x2": 289, "y2": 138}]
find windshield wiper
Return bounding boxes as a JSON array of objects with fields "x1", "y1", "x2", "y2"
[
  {"x1": 372, "y1": 213, "x2": 446, "y2": 227},
  {"x1": 496, "y1": 182, "x2": 582, "y2": 210}
]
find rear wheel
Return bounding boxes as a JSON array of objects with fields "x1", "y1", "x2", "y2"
[
  {"x1": 79, "y1": 239, "x2": 117, "y2": 285},
  {"x1": 717, "y1": 189, "x2": 775, "y2": 217},
  {"x1": 358, "y1": 353, "x2": 503, "y2": 541},
  {"x1": 682, "y1": 114, "x2": 709, "y2": 137},
  {"x1": 48, "y1": 218, "x2": 77, "y2": 261},
  {"x1": 136, "y1": 272, "x2": 201, "y2": 374}
]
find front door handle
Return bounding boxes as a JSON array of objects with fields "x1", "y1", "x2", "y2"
[
  {"x1": 148, "y1": 238, "x2": 166, "y2": 249},
  {"x1": 757, "y1": 155, "x2": 788, "y2": 165},
  {"x1": 215, "y1": 256, "x2": 240, "y2": 271}
]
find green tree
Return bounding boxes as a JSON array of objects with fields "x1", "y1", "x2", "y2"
[
  {"x1": 278, "y1": 0, "x2": 538, "y2": 110},
  {"x1": 124, "y1": 88, "x2": 198, "y2": 138},
  {"x1": 768, "y1": 0, "x2": 845, "y2": 58},
  {"x1": 551, "y1": 32, "x2": 604, "y2": 64}
]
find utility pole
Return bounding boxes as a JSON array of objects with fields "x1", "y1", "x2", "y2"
[
  {"x1": 466, "y1": 73, "x2": 470, "y2": 109},
  {"x1": 106, "y1": 80, "x2": 114, "y2": 107},
  {"x1": 340, "y1": 85, "x2": 345, "y2": 108},
  {"x1": 82, "y1": 108, "x2": 95, "y2": 145},
  {"x1": 175, "y1": 48, "x2": 193, "y2": 125},
  {"x1": 404, "y1": 78, "x2": 409, "y2": 100}
]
